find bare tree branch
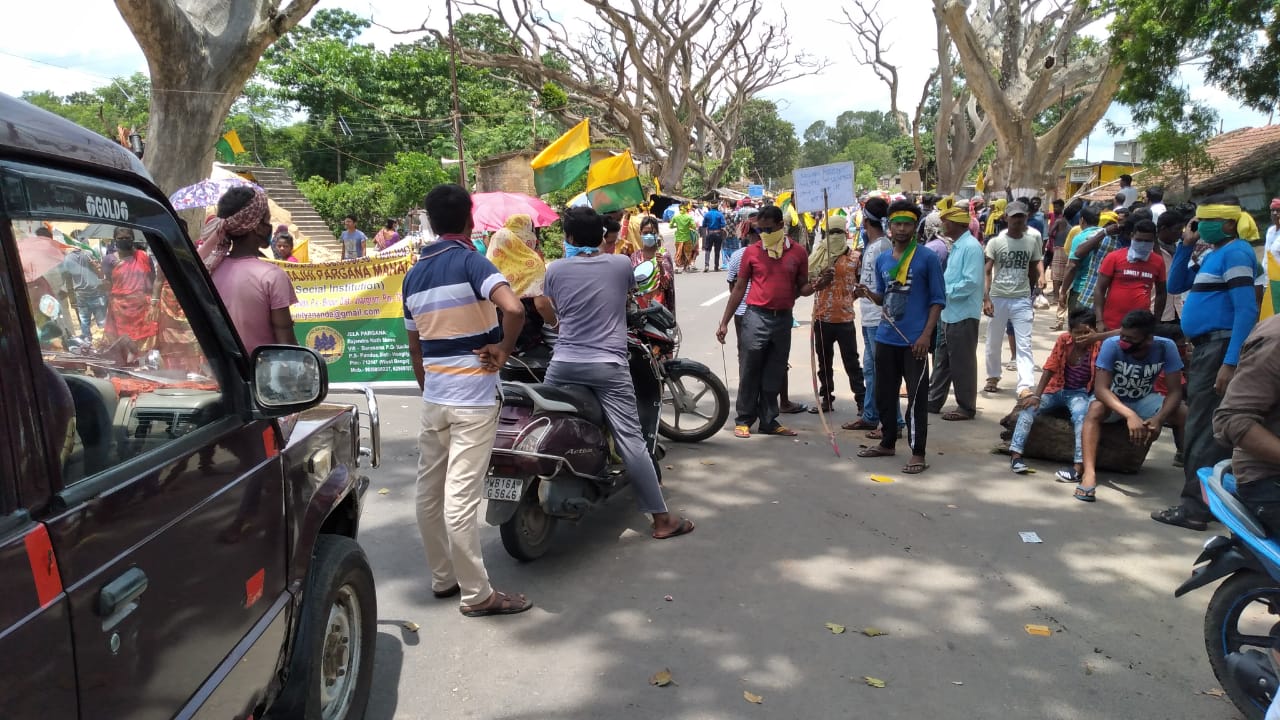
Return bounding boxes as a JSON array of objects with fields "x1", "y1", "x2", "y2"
[{"x1": 839, "y1": 0, "x2": 910, "y2": 135}]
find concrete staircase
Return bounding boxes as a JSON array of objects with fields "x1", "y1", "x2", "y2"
[{"x1": 220, "y1": 165, "x2": 340, "y2": 261}]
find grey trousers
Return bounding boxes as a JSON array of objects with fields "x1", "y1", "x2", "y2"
[
  {"x1": 929, "y1": 318, "x2": 979, "y2": 417},
  {"x1": 545, "y1": 360, "x2": 668, "y2": 515},
  {"x1": 1178, "y1": 337, "x2": 1231, "y2": 517},
  {"x1": 736, "y1": 306, "x2": 792, "y2": 431}
]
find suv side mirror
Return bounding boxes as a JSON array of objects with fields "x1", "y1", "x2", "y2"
[{"x1": 251, "y1": 345, "x2": 328, "y2": 416}]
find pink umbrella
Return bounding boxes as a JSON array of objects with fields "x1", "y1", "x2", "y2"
[{"x1": 471, "y1": 192, "x2": 560, "y2": 231}]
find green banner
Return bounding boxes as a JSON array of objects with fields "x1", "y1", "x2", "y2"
[{"x1": 270, "y1": 253, "x2": 417, "y2": 385}]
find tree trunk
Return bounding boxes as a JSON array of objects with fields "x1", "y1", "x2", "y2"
[{"x1": 115, "y1": 0, "x2": 319, "y2": 196}]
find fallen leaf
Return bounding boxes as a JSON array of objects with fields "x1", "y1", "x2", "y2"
[
  {"x1": 863, "y1": 676, "x2": 886, "y2": 688},
  {"x1": 1199, "y1": 688, "x2": 1226, "y2": 698},
  {"x1": 377, "y1": 488, "x2": 390, "y2": 495},
  {"x1": 1024, "y1": 624, "x2": 1053, "y2": 637},
  {"x1": 665, "y1": 465, "x2": 674, "y2": 470},
  {"x1": 650, "y1": 669, "x2": 673, "y2": 687},
  {"x1": 700, "y1": 460, "x2": 716, "y2": 466},
  {"x1": 824, "y1": 622, "x2": 846, "y2": 634},
  {"x1": 743, "y1": 691, "x2": 764, "y2": 704},
  {"x1": 870, "y1": 474, "x2": 896, "y2": 484},
  {"x1": 402, "y1": 621, "x2": 420, "y2": 632},
  {"x1": 861, "y1": 627, "x2": 888, "y2": 637}
]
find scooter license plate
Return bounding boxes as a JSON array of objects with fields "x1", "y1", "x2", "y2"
[{"x1": 484, "y1": 476, "x2": 524, "y2": 502}]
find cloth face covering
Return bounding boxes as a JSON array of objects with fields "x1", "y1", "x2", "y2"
[
  {"x1": 760, "y1": 229, "x2": 787, "y2": 259},
  {"x1": 564, "y1": 244, "x2": 601, "y2": 258},
  {"x1": 1128, "y1": 240, "x2": 1155, "y2": 262}
]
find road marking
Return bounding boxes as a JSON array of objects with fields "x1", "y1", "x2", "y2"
[{"x1": 701, "y1": 290, "x2": 730, "y2": 307}]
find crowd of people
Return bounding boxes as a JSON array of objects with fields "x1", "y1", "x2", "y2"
[{"x1": 712, "y1": 182, "x2": 1280, "y2": 531}]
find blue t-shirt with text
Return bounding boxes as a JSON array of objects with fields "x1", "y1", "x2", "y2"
[{"x1": 1095, "y1": 335, "x2": 1183, "y2": 401}]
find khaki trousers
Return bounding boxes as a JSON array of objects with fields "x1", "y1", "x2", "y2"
[{"x1": 415, "y1": 400, "x2": 500, "y2": 606}]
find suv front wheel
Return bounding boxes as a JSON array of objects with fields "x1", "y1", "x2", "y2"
[{"x1": 270, "y1": 535, "x2": 376, "y2": 720}]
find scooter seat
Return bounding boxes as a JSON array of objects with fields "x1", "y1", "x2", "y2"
[{"x1": 502, "y1": 382, "x2": 605, "y2": 427}]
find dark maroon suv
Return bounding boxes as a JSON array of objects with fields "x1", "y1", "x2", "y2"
[{"x1": 0, "y1": 95, "x2": 381, "y2": 719}]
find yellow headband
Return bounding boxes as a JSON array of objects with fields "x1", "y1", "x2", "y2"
[
  {"x1": 888, "y1": 211, "x2": 919, "y2": 224},
  {"x1": 1197, "y1": 204, "x2": 1241, "y2": 221},
  {"x1": 1099, "y1": 211, "x2": 1119, "y2": 226},
  {"x1": 939, "y1": 206, "x2": 970, "y2": 224}
]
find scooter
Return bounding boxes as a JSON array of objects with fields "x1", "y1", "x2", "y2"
[
  {"x1": 1176, "y1": 460, "x2": 1280, "y2": 719},
  {"x1": 485, "y1": 299, "x2": 669, "y2": 561}
]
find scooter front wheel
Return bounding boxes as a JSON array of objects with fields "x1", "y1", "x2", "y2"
[
  {"x1": 1204, "y1": 570, "x2": 1280, "y2": 720},
  {"x1": 659, "y1": 365, "x2": 730, "y2": 443},
  {"x1": 500, "y1": 481, "x2": 558, "y2": 562}
]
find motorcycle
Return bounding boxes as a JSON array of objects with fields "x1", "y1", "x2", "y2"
[
  {"x1": 1176, "y1": 460, "x2": 1280, "y2": 719},
  {"x1": 500, "y1": 260, "x2": 729, "y2": 444}
]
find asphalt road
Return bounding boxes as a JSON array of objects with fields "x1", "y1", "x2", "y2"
[{"x1": 344, "y1": 242, "x2": 1242, "y2": 720}]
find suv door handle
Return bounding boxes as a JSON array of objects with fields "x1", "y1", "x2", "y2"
[{"x1": 98, "y1": 567, "x2": 148, "y2": 619}]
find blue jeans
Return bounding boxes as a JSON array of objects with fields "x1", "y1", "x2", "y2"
[
  {"x1": 1010, "y1": 389, "x2": 1091, "y2": 463},
  {"x1": 861, "y1": 325, "x2": 904, "y2": 426},
  {"x1": 721, "y1": 236, "x2": 740, "y2": 267},
  {"x1": 75, "y1": 293, "x2": 107, "y2": 341}
]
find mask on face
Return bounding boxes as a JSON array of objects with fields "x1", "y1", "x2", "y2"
[
  {"x1": 642, "y1": 233, "x2": 659, "y2": 247},
  {"x1": 759, "y1": 229, "x2": 787, "y2": 259},
  {"x1": 1118, "y1": 338, "x2": 1147, "y2": 354},
  {"x1": 1128, "y1": 240, "x2": 1155, "y2": 262},
  {"x1": 1197, "y1": 220, "x2": 1229, "y2": 245},
  {"x1": 564, "y1": 244, "x2": 600, "y2": 258}
]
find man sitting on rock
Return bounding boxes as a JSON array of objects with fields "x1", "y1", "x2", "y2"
[{"x1": 1075, "y1": 309, "x2": 1184, "y2": 503}]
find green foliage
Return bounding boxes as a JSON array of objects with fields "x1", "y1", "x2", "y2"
[
  {"x1": 800, "y1": 110, "x2": 902, "y2": 169},
  {"x1": 539, "y1": 82, "x2": 568, "y2": 110},
  {"x1": 380, "y1": 152, "x2": 449, "y2": 215},
  {"x1": 736, "y1": 99, "x2": 798, "y2": 182},
  {"x1": 1135, "y1": 103, "x2": 1218, "y2": 196},
  {"x1": 21, "y1": 73, "x2": 152, "y2": 140},
  {"x1": 298, "y1": 174, "x2": 386, "y2": 236}
]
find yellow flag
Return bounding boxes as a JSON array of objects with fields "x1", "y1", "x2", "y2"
[{"x1": 223, "y1": 129, "x2": 245, "y2": 155}]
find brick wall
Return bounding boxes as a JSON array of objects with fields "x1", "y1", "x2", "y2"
[{"x1": 477, "y1": 153, "x2": 537, "y2": 195}]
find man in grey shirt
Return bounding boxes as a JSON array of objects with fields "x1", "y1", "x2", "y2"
[
  {"x1": 59, "y1": 243, "x2": 107, "y2": 342},
  {"x1": 543, "y1": 206, "x2": 694, "y2": 540}
]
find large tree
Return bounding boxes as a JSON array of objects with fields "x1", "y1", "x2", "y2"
[
  {"x1": 115, "y1": 0, "x2": 320, "y2": 195},
  {"x1": 937, "y1": 0, "x2": 1124, "y2": 194},
  {"x1": 432, "y1": 0, "x2": 823, "y2": 191},
  {"x1": 735, "y1": 99, "x2": 799, "y2": 184}
]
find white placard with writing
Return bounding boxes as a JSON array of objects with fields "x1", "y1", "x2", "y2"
[{"x1": 792, "y1": 162, "x2": 856, "y2": 213}]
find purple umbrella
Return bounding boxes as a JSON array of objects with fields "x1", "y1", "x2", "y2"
[{"x1": 168, "y1": 177, "x2": 262, "y2": 210}]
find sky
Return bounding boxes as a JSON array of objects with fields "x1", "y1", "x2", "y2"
[{"x1": 2, "y1": 0, "x2": 1272, "y2": 166}]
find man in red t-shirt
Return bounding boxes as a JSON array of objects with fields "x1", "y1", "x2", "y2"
[
  {"x1": 1094, "y1": 219, "x2": 1167, "y2": 331},
  {"x1": 716, "y1": 205, "x2": 832, "y2": 437}
]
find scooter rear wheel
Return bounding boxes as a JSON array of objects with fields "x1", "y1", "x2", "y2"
[
  {"x1": 1204, "y1": 570, "x2": 1280, "y2": 720},
  {"x1": 500, "y1": 481, "x2": 558, "y2": 562}
]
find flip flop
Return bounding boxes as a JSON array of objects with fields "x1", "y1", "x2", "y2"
[
  {"x1": 983, "y1": 379, "x2": 1000, "y2": 393},
  {"x1": 902, "y1": 462, "x2": 929, "y2": 474},
  {"x1": 842, "y1": 419, "x2": 877, "y2": 430},
  {"x1": 780, "y1": 403, "x2": 809, "y2": 414},
  {"x1": 857, "y1": 446, "x2": 895, "y2": 458},
  {"x1": 765, "y1": 425, "x2": 798, "y2": 436},
  {"x1": 460, "y1": 590, "x2": 533, "y2": 617},
  {"x1": 734, "y1": 425, "x2": 751, "y2": 439},
  {"x1": 653, "y1": 517, "x2": 695, "y2": 540},
  {"x1": 1074, "y1": 485, "x2": 1097, "y2": 503},
  {"x1": 942, "y1": 411, "x2": 973, "y2": 421}
]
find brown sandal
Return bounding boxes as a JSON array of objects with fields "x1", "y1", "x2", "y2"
[
  {"x1": 460, "y1": 590, "x2": 533, "y2": 617},
  {"x1": 857, "y1": 446, "x2": 895, "y2": 458},
  {"x1": 983, "y1": 379, "x2": 1000, "y2": 393},
  {"x1": 842, "y1": 419, "x2": 877, "y2": 430},
  {"x1": 653, "y1": 517, "x2": 695, "y2": 539},
  {"x1": 941, "y1": 411, "x2": 973, "y2": 421}
]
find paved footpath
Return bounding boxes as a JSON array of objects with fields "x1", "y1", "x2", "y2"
[{"x1": 351, "y1": 257, "x2": 1241, "y2": 720}]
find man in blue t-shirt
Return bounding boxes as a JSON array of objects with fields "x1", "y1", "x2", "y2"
[
  {"x1": 1153, "y1": 196, "x2": 1261, "y2": 530},
  {"x1": 853, "y1": 198, "x2": 945, "y2": 475},
  {"x1": 403, "y1": 184, "x2": 531, "y2": 617},
  {"x1": 1075, "y1": 309, "x2": 1184, "y2": 502},
  {"x1": 340, "y1": 215, "x2": 368, "y2": 260},
  {"x1": 701, "y1": 203, "x2": 727, "y2": 271}
]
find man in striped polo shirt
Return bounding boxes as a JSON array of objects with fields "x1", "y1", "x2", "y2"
[{"x1": 404, "y1": 184, "x2": 532, "y2": 616}]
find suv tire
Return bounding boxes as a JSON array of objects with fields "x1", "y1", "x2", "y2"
[{"x1": 269, "y1": 535, "x2": 376, "y2": 720}]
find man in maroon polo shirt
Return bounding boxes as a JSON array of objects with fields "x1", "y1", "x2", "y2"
[{"x1": 716, "y1": 205, "x2": 833, "y2": 437}]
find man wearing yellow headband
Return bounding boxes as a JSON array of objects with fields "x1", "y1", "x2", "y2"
[
  {"x1": 929, "y1": 199, "x2": 984, "y2": 420},
  {"x1": 852, "y1": 198, "x2": 945, "y2": 474},
  {"x1": 1153, "y1": 194, "x2": 1262, "y2": 531}
]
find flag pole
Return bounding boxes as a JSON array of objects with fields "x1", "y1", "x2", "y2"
[{"x1": 446, "y1": 0, "x2": 468, "y2": 187}]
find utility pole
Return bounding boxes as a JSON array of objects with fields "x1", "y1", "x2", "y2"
[{"x1": 446, "y1": 0, "x2": 468, "y2": 188}]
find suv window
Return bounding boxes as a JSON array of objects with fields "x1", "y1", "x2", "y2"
[{"x1": 11, "y1": 218, "x2": 226, "y2": 487}]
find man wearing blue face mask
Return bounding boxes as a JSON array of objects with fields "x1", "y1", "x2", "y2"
[{"x1": 1152, "y1": 195, "x2": 1262, "y2": 530}]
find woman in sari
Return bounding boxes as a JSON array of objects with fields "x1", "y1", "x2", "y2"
[
  {"x1": 630, "y1": 216, "x2": 675, "y2": 313},
  {"x1": 487, "y1": 219, "x2": 556, "y2": 354},
  {"x1": 103, "y1": 227, "x2": 157, "y2": 347}
]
